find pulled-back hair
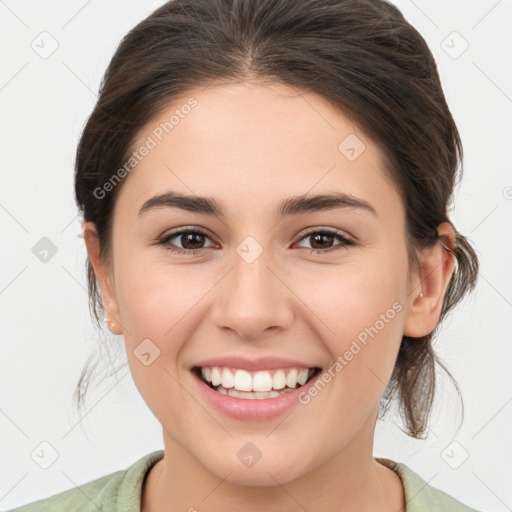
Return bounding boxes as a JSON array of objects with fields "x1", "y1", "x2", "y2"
[{"x1": 74, "y1": 0, "x2": 479, "y2": 438}]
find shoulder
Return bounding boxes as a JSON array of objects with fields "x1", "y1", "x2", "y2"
[
  {"x1": 376, "y1": 457, "x2": 482, "y2": 512},
  {"x1": 4, "y1": 450, "x2": 165, "y2": 512}
]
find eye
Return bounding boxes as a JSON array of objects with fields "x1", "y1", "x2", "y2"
[
  {"x1": 156, "y1": 227, "x2": 356, "y2": 256},
  {"x1": 295, "y1": 228, "x2": 356, "y2": 254},
  {"x1": 156, "y1": 228, "x2": 215, "y2": 255}
]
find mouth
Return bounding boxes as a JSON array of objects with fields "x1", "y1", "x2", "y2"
[{"x1": 192, "y1": 365, "x2": 322, "y2": 400}]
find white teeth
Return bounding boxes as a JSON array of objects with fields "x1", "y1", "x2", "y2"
[
  {"x1": 200, "y1": 366, "x2": 315, "y2": 393},
  {"x1": 252, "y1": 371, "x2": 273, "y2": 392},
  {"x1": 211, "y1": 367, "x2": 222, "y2": 386},
  {"x1": 286, "y1": 368, "x2": 298, "y2": 388},
  {"x1": 297, "y1": 368, "x2": 309, "y2": 385},
  {"x1": 234, "y1": 369, "x2": 253, "y2": 391},
  {"x1": 272, "y1": 370, "x2": 286, "y2": 390},
  {"x1": 201, "y1": 367, "x2": 212, "y2": 383},
  {"x1": 228, "y1": 388, "x2": 256, "y2": 399},
  {"x1": 225, "y1": 387, "x2": 295, "y2": 399},
  {"x1": 221, "y1": 368, "x2": 234, "y2": 389}
]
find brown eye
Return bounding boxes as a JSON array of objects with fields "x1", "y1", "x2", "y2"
[
  {"x1": 296, "y1": 229, "x2": 355, "y2": 254},
  {"x1": 177, "y1": 232, "x2": 207, "y2": 250},
  {"x1": 156, "y1": 227, "x2": 355, "y2": 256},
  {"x1": 157, "y1": 228, "x2": 215, "y2": 254}
]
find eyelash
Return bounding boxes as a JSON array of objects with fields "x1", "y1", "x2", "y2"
[{"x1": 156, "y1": 227, "x2": 356, "y2": 256}]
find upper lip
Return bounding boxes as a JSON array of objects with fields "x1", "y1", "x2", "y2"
[{"x1": 192, "y1": 355, "x2": 321, "y2": 372}]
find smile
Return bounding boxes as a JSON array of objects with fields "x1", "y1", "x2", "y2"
[{"x1": 193, "y1": 366, "x2": 322, "y2": 400}]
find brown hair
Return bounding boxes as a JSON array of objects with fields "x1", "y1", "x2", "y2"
[{"x1": 74, "y1": 0, "x2": 479, "y2": 438}]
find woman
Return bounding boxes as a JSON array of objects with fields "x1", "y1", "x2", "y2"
[{"x1": 8, "y1": 0, "x2": 481, "y2": 510}]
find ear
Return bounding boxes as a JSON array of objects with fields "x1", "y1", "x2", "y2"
[
  {"x1": 83, "y1": 221, "x2": 123, "y2": 335},
  {"x1": 403, "y1": 222, "x2": 456, "y2": 338}
]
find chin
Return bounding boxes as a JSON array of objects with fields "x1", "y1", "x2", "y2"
[
  {"x1": 191, "y1": 437, "x2": 320, "y2": 488},
  {"x1": 219, "y1": 461, "x2": 308, "y2": 488}
]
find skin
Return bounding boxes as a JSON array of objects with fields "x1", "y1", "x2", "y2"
[{"x1": 84, "y1": 80, "x2": 455, "y2": 511}]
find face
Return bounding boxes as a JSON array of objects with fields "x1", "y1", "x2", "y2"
[{"x1": 85, "y1": 80, "x2": 446, "y2": 486}]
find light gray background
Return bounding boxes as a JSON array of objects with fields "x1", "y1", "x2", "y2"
[{"x1": 1, "y1": 1, "x2": 511, "y2": 510}]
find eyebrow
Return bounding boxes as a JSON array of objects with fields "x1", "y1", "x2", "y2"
[{"x1": 138, "y1": 191, "x2": 377, "y2": 218}]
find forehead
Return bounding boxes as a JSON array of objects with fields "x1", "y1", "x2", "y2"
[{"x1": 115, "y1": 80, "x2": 402, "y2": 222}]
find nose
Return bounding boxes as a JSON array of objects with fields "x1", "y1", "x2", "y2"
[{"x1": 211, "y1": 246, "x2": 294, "y2": 342}]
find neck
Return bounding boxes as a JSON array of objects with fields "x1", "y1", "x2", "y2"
[{"x1": 142, "y1": 420, "x2": 405, "y2": 512}]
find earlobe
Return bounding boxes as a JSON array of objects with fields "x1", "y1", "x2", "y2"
[
  {"x1": 403, "y1": 222, "x2": 456, "y2": 338},
  {"x1": 82, "y1": 222, "x2": 123, "y2": 335}
]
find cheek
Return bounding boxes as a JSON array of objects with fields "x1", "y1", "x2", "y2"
[
  {"x1": 114, "y1": 260, "x2": 209, "y2": 420},
  {"x1": 301, "y1": 257, "x2": 406, "y2": 403},
  {"x1": 113, "y1": 257, "x2": 220, "y2": 398},
  {"x1": 115, "y1": 250, "x2": 207, "y2": 336},
  {"x1": 299, "y1": 254, "x2": 406, "y2": 337}
]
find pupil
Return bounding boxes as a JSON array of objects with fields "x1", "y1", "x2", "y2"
[
  {"x1": 183, "y1": 233, "x2": 204, "y2": 249},
  {"x1": 311, "y1": 233, "x2": 332, "y2": 249}
]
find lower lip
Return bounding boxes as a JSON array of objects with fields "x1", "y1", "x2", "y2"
[{"x1": 192, "y1": 369, "x2": 321, "y2": 421}]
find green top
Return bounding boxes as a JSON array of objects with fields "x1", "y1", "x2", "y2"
[{"x1": 5, "y1": 450, "x2": 480, "y2": 511}]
